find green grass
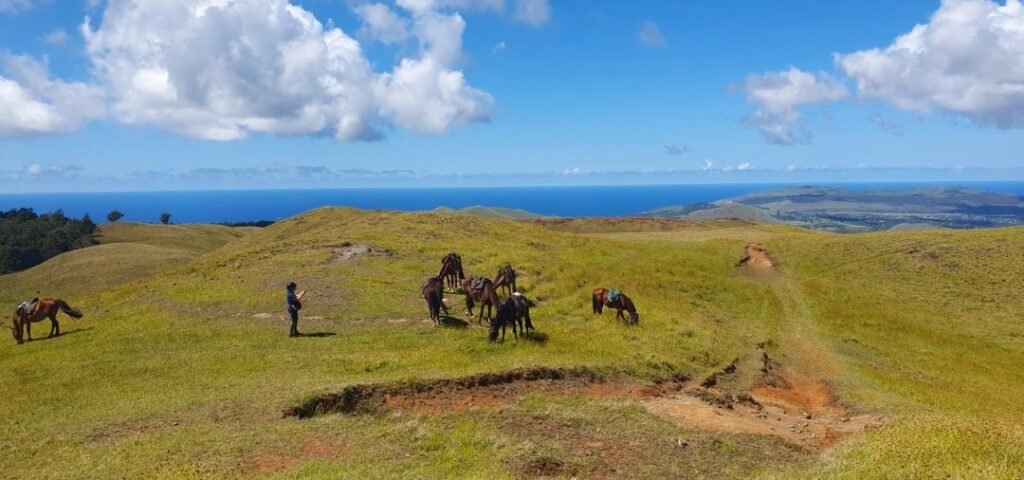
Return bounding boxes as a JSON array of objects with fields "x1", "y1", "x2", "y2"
[
  {"x1": 0, "y1": 222, "x2": 254, "y2": 301},
  {"x1": 0, "y1": 209, "x2": 1022, "y2": 478}
]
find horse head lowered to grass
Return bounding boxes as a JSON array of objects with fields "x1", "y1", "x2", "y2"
[
  {"x1": 11, "y1": 298, "x2": 83, "y2": 344},
  {"x1": 592, "y1": 288, "x2": 639, "y2": 325}
]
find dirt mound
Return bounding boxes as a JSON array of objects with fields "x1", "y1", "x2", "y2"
[
  {"x1": 738, "y1": 243, "x2": 775, "y2": 274},
  {"x1": 333, "y1": 242, "x2": 395, "y2": 261},
  {"x1": 284, "y1": 367, "x2": 688, "y2": 419},
  {"x1": 646, "y1": 356, "x2": 885, "y2": 451}
]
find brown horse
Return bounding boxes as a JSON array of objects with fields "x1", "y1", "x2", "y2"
[
  {"x1": 421, "y1": 277, "x2": 449, "y2": 326},
  {"x1": 438, "y1": 252, "x2": 465, "y2": 292},
  {"x1": 592, "y1": 288, "x2": 639, "y2": 325},
  {"x1": 493, "y1": 264, "x2": 518, "y2": 296},
  {"x1": 461, "y1": 277, "x2": 501, "y2": 324},
  {"x1": 11, "y1": 298, "x2": 83, "y2": 344}
]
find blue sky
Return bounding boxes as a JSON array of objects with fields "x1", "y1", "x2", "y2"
[{"x1": 1, "y1": 0, "x2": 1023, "y2": 191}]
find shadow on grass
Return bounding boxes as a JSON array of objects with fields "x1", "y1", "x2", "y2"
[
  {"x1": 30, "y1": 327, "x2": 94, "y2": 342},
  {"x1": 439, "y1": 316, "x2": 469, "y2": 329},
  {"x1": 522, "y1": 331, "x2": 548, "y2": 344},
  {"x1": 299, "y1": 332, "x2": 337, "y2": 338}
]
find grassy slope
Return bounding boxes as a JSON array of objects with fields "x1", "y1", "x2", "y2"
[
  {"x1": 0, "y1": 223, "x2": 254, "y2": 304},
  {"x1": 765, "y1": 227, "x2": 1024, "y2": 479},
  {"x1": 0, "y1": 210, "x2": 1021, "y2": 478}
]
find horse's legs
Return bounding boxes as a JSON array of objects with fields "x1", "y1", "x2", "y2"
[{"x1": 26, "y1": 320, "x2": 31, "y2": 341}]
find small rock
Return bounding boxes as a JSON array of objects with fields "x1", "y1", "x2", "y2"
[{"x1": 803, "y1": 411, "x2": 812, "y2": 420}]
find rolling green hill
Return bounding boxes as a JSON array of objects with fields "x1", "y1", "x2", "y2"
[
  {"x1": 0, "y1": 222, "x2": 256, "y2": 303},
  {"x1": 0, "y1": 209, "x2": 1021, "y2": 479}
]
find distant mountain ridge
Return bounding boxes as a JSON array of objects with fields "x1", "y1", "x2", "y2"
[{"x1": 646, "y1": 186, "x2": 1024, "y2": 232}]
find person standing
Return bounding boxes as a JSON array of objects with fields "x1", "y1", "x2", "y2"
[{"x1": 286, "y1": 282, "x2": 306, "y2": 337}]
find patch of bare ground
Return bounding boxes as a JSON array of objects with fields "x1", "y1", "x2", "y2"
[
  {"x1": 333, "y1": 241, "x2": 395, "y2": 261},
  {"x1": 284, "y1": 367, "x2": 688, "y2": 418},
  {"x1": 738, "y1": 243, "x2": 776, "y2": 274},
  {"x1": 286, "y1": 360, "x2": 883, "y2": 453},
  {"x1": 646, "y1": 354, "x2": 885, "y2": 452},
  {"x1": 243, "y1": 437, "x2": 349, "y2": 476}
]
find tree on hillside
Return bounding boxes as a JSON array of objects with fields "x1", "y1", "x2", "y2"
[
  {"x1": 107, "y1": 210, "x2": 124, "y2": 223},
  {"x1": 160, "y1": 212, "x2": 172, "y2": 225},
  {"x1": 0, "y1": 208, "x2": 97, "y2": 273}
]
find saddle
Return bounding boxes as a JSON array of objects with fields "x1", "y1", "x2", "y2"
[
  {"x1": 608, "y1": 289, "x2": 622, "y2": 303},
  {"x1": 470, "y1": 278, "x2": 485, "y2": 296},
  {"x1": 17, "y1": 298, "x2": 38, "y2": 317}
]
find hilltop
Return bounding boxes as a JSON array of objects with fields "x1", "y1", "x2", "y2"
[
  {"x1": 647, "y1": 186, "x2": 1024, "y2": 232},
  {"x1": 431, "y1": 205, "x2": 550, "y2": 220},
  {"x1": 0, "y1": 208, "x2": 1022, "y2": 479}
]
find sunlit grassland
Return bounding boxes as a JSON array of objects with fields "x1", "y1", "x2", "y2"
[
  {"x1": 1, "y1": 210, "x2": 1022, "y2": 478},
  {"x1": 764, "y1": 227, "x2": 1024, "y2": 479},
  {"x1": 0, "y1": 209, "x2": 787, "y2": 479}
]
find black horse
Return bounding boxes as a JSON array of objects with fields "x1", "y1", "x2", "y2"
[
  {"x1": 489, "y1": 293, "x2": 535, "y2": 342},
  {"x1": 421, "y1": 277, "x2": 449, "y2": 326},
  {"x1": 438, "y1": 253, "x2": 465, "y2": 292}
]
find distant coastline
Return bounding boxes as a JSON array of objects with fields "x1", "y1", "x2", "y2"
[{"x1": 1, "y1": 181, "x2": 1023, "y2": 224}]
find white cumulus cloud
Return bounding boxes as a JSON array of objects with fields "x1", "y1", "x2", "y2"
[
  {"x1": 355, "y1": 2, "x2": 410, "y2": 44},
  {"x1": 837, "y1": 0, "x2": 1024, "y2": 129},
  {"x1": 0, "y1": 0, "x2": 548, "y2": 140},
  {"x1": 0, "y1": 54, "x2": 106, "y2": 137},
  {"x1": 736, "y1": 67, "x2": 848, "y2": 145},
  {"x1": 73, "y1": 0, "x2": 492, "y2": 141}
]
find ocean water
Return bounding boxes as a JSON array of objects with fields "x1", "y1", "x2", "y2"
[{"x1": 1, "y1": 182, "x2": 1023, "y2": 224}]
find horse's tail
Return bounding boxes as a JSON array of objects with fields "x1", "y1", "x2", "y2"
[
  {"x1": 57, "y1": 300, "x2": 83, "y2": 319},
  {"x1": 592, "y1": 292, "x2": 602, "y2": 314}
]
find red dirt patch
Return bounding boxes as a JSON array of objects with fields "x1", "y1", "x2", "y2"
[
  {"x1": 245, "y1": 437, "x2": 349, "y2": 476},
  {"x1": 738, "y1": 243, "x2": 775, "y2": 274},
  {"x1": 647, "y1": 364, "x2": 885, "y2": 451}
]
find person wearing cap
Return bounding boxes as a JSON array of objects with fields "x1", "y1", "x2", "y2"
[{"x1": 286, "y1": 282, "x2": 306, "y2": 337}]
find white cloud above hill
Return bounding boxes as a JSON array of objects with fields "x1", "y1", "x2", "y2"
[
  {"x1": 740, "y1": 0, "x2": 1024, "y2": 145},
  {"x1": 0, "y1": 0, "x2": 549, "y2": 139},
  {"x1": 837, "y1": 0, "x2": 1024, "y2": 129}
]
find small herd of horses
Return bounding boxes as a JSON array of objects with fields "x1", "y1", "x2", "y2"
[
  {"x1": 422, "y1": 252, "x2": 640, "y2": 343},
  {"x1": 10, "y1": 252, "x2": 640, "y2": 345}
]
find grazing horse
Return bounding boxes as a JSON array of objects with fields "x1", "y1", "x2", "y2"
[
  {"x1": 592, "y1": 288, "x2": 640, "y2": 325},
  {"x1": 461, "y1": 277, "x2": 501, "y2": 324},
  {"x1": 488, "y1": 292, "x2": 535, "y2": 342},
  {"x1": 11, "y1": 298, "x2": 83, "y2": 344},
  {"x1": 438, "y1": 252, "x2": 465, "y2": 292},
  {"x1": 421, "y1": 277, "x2": 449, "y2": 326},
  {"x1": 494, "y1": 264, "x2": 518, "y2": 296}
]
